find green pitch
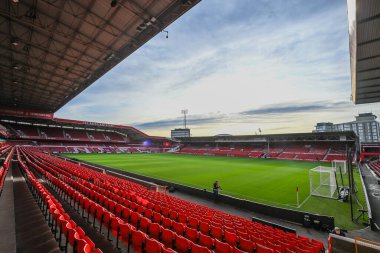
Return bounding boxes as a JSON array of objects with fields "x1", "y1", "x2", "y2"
[{"x1": 67, "y1": 153, "x2": 367, "y2": 230}]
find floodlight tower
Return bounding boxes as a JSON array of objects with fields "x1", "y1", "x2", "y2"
[{"x1": 181, "y1": 109, "x2": 188, "y2": 129}]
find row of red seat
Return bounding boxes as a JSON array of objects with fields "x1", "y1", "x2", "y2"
[
  {"x1": 21, "y1": 147, "x2": 325, "y2": 253},
  {"x1": 17, "y1": 148, "x2": 103, "y2": 253},
  {"x1": 4, "y1": 122, "x2": 126, "y2": 143},
  {"x1": 0, "y1": 146, "x2": 14, "y2": 195},
  {"x1": 177, "y1": 144, "x2": 345, "y2": 163},
  {"x1": 368, "y1": 160, "x2": 380, "y2": 177}
]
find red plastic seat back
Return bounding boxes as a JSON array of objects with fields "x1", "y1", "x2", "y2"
[
  {"x1": 215, "y1": 239, "x2": 233, "y2": 253},
  {"x1": 199, "y1": 233, "x2": 215, "y2": 249},
  {"x1": 175, "y1": 235, "x2": 191, "y2": 253},
  {"x1": 145, "y1": 237, "x2": 164, "y2": 253}
]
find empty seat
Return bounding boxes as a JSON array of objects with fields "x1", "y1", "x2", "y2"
[
  {"x1": 215, "y1": 239, "x2": 233, "y2": 253},
  {"x1": 256, "y1": 244, "x2": 274, "y2": 253},
  {"x1": 199, "y1": 233, "x2": 215, "y2": 250},
  {"x1": 145, "y1": 237, "x2": 164, "y2": 253},
  {"x1": 238, "y1": 237, "x2": 255, "y2": 252},
  {"x1": 224, "y1": 230, "x2": 238, "y2": 247},
  {"x1": 185, "y1": 227, "x2": 199, "y2": 243},
  {"x1": 175, "y1": 235, "x2": 192, "y2": 253},
  {"x1": 131, "y1": 229, "x2": 147, "y2": 253},
  {"x1": 162, "y1": 228, "x2": 175, "y2": 248},
  {"x1": 148, "y1": 223, "x2": 162, "y2": 240},
  {"x1": 191, "y1": 242, "x2": 213, "y2": 253}
]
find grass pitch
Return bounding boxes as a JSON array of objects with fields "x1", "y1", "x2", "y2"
[{"x1": 67, "y1": 153, "x2": 367, "y2": 230}]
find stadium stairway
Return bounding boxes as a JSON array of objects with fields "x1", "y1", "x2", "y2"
[
  {"x1": 12, "y1": 164, "x2": 61, "y2": 253},
  {"x1": 0, "y1": 163, "x2": 16, "y2": 253},
  {"x1": 0, "y1": 162, "x2": 61, "y2": 253},
  {"x1": 37, "y1": 168, "x2": 123, "y2": 253}
]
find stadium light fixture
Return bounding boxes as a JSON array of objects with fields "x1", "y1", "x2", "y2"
[
  {"x1": 11, "y1": 38, "x2": 19, "y2": 46},
  {"x1": 136, "y1": 17, "x2": 157, "y2": 32},
  {"x1": 181, "y1": 109, "x2": 188, "y2": 129}
]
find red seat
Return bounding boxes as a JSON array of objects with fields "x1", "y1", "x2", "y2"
[
  {"x1": 121, "y1": 207, "x2": 130, "y2": 220},
  {"x1": 188, "y1": 217, "x2": 199, "y2": 229},
  {"x1": 144, "y1": 209, "x2": 153, "y2": 219},
  {"x1": 199, "y1": 222, "x2": 211, "y2": 235},
  {"x1": 162, "y1": 247, "x2": 176, "y2": 253},
  {"x1": 139, "y1": 216, "x2": 151, "y2": 233},
  {"x1": 119, "y1": 223, "x2": 133, "y2": 242},
  {"x1": 153, "y1": 204, "x2": 161, "y2": 213},
  {"x1": 172, "y1": 222, "x2": 185, "y2": 235},
  {"x1": 145, "y1": 237, "x2": 164, "y2": 253},
  {"x1": 199, "y1": 233, "x2": 215, "y2": 250},
  {"x1": 215, "y1": 239, "x2": 233, "y2": 253},
  {"x1": 153, "y1": 212, "x2": 163, "y2": 224},
  {"x1": 211, "y1": 226, "x2": 224, "y2": 240},
  {"x1": 295, "y1": 246, "x2": 315, "y2": 253},
  {"x1": 77, "y1": 240, "x2": 92, "y2": 253},
  {"x1": 161, "y1": 207, "x2": 170, "y2": 217},
  {"x1": 185, "y1": 227, "x2": 199, "y2": 243},
  {"x1": 169, "y1": 211, "x2": 178, "y2": 221},
  {"x1": 266, "y1": 241, "x2": 283, "y2": 252},
  {"x1": 256, "y1": 244, "x2": 274, "y2": 253},
  {"x1": 162, "y1": 228, "x2": 175, "y2": 248},
  {"x1": 238, "y1": 237, "x2": 255, "y2": 252},
  {"x1": 191, "y1": 242, "x2": 213, "y2": 253},
  {"x1": 162, "y1": 217, "x2": 173, "y2": 229},
  {"x1": 148, "y1": 223, "x2": 162, "y2": 240},
  {"x1": 175, "y1": 235, "x2": 192, "y2": 253},
  {"x1": 130, "y1": 212, "x2": 141, "y2": 227},
  {"x1": 178, "y1": 213, "x2": 188, "y2": 224},
  {"x1": 224, "y1": 230, "x2": 238, "y2": 247},
  {"x1": 233, "y1": 247, "x2": 246, "y2": 253},
  {"x1": 131, "y1": 229, "x2": 147, "y2": 253}
]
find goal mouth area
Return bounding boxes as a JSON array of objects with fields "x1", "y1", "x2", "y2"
[{"x1": 332, "y1": 160, "x2": 347, "y2": 175}]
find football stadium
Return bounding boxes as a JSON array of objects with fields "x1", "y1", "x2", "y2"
[{"x1": 1, "y1": 1, "x2": 380, "y2": 253}]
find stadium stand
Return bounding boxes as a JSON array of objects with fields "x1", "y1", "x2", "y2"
[
  {"x1": 368, "y1": 160, "x2": 380, "y2": 178},
  {"x1": 13, "y1": 146, "x2": 324, "y2": 253},
  {"x1": 176, "y1": 141, "x2": 347, "y2": 162},
  {"x1": 16, "y1": 148, "x2": 103, "y2": 253}
]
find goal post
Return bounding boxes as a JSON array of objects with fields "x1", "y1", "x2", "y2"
[
  {"x1": 309, "y1": 166, "x2": 338, "y2": 199},
  {"x1": 332, "y1": 160, "x2": 347, "y2": 175}
]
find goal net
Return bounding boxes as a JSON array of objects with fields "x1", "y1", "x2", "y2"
[
  {"x1": 310, "y1": 166, "x2": 338, "y2": 199},
  {"x1": 332, "y1": 160, "x2": 347, "y2": 175}
]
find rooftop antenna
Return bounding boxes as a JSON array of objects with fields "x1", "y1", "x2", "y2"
[{"x1": 181, "y1": 109, "x2": 188, "y2": 129}]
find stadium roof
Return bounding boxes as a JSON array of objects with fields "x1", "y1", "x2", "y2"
[
  {"x1": 0, "y1": 0, "x2": 200, "y2": 113},
  {"x1": 348, "y1": 0, "x2": 380, "y2": 104}
]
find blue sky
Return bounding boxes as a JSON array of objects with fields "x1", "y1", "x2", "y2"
[{"x1": 55, "y1": 0, "x2": 380, "y2": 137}]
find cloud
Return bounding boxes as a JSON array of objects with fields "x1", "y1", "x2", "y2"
[
  {"x1": 135, "y1": 114, "x2": 225, "y2": 129},
  {"x1": 240, "y1": 101, "x2": 351, "y2": 116},
  {"x1": 134, "y1": 100, "x2": 352, "y2": 130}
]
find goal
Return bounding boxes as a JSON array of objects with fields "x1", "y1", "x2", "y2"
[
  {"x1": 332, "y1": 160, "x2": 347, "y2": 175},
  {"x1": 309, "y1": 166, "x2": 338, "y2": 199}
]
